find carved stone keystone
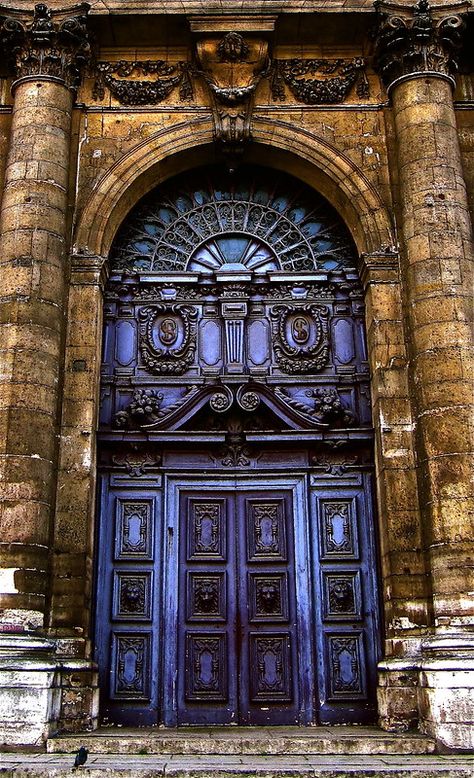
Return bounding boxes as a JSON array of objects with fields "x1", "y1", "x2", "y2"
[{"x1": 193, "y1": 26, "x2": 271, "y2": 163}]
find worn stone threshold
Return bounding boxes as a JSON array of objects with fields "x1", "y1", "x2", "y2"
[
  {"x1": 2, "y1": 751, "x2": 474, "y2": 778},
  {"x1": 47, "y1": 726, "x2": 436, "y2": 756}
]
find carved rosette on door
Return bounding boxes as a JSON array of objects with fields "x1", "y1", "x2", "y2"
[{"x1": 95, "y1": 165, "x2": 380, "y2": 727}]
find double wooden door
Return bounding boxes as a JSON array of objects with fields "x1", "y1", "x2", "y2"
[
  {"x1": 95, "y1": 471, "x2": 380, "y2": 726},
  {"x1": 176, "y1": 488, "x2": 299, "y2": 725}
]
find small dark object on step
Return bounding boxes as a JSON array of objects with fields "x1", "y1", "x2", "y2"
[{"x1": 74, "y1": 746, "x2": 88, "y2": 768}]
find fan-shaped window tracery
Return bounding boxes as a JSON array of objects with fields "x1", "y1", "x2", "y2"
[{"x1": 110, "y1": 166, "x2": 357, "y2": 274}]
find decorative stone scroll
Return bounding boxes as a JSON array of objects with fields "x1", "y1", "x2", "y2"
[
  {"x1": 373, "y1": 0, "x2": 467, "y2": 93},
  {"x1": 271, "y1": 57, "x2": 369, "y2": 103},
  {"x1": 92, "y1": 60, "x2": 193, "y2": 104},
  {"x1": 0, "y1": 2, "x2": 91, "y2": 88}
]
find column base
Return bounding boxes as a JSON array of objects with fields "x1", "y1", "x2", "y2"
[
  {"x1": 0, "y1": 634, "x2": 60, "y2": 747},
  {"x1": 0, "y1": 634, "x2": 99, "y2": 745},
  {"x1": 377, "y1": 657, "x2": 420, "y2": 731},
  {"x1": 419, "y1": 634, "x2": 474, "y2": 752}
]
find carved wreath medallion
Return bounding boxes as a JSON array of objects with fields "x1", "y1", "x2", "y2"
[
  {"x1": 138, "y1": 304, "x2": 197, "y2": 375},
  {"x1": 270, "y1": 304, "x2": 330, "y2": 373}
]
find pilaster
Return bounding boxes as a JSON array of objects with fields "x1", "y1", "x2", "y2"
[{"x1": 374, "y1": 0, "x2": 474, "y2": 750}]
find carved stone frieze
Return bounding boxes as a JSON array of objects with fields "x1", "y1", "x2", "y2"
[
  {"x1": 271, "y1": 57, "x2": 369, "y2": 104},
  {"x1": 138, "y1": 304, "x2": 198, "y2": 375},
  {"x1": 0, "y1": 2, "x2": 91, "y2": 88},
  {"x1": 92, "y1": 60, "x2": 193, "y2": 104},
  {"x1": 270, "y1": 304, "x2": 330, "y2": 374},
  {"x1": 373, "y1": 0, "x2": 467, "y2": 93}
]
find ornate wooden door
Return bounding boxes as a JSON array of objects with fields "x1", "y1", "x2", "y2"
[
  {"x1": 95, "y1": 165, "x2": 382, "y2": 726},
  {"x1": 176, "y1": 488, "x2": 300, "y2": 725}
]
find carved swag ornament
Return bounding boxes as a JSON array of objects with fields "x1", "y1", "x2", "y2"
[
  {"x1": 373, "y1": 0, "x2": 467, "y2": 92},
  {"x1": 93, "y1": 60, "x2": 193, "y2": 104},
  {"x1": 271, "y1": 57, "x2": 369, "y2": 103},
  {"x1": 0, "y1": 2, "x2": 91, "y2": 88}
]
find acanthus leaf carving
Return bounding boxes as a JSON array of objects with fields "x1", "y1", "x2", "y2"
[
  {"x1": 274, "y1": 386, "x2": 353, "y2": 428},
  {"x1": 112, "y1": 450, "x2": 162, "y2": 476},
  {"x1": 373, "y1": 0, "x2": 467, "y2": 92},
  {"x1": 114, "y1": 388, "x2": 164, "y2": 428},
  {"x1": 0, "y1": 2, "x2": 91, "y2": 88},
  {"x1": 271, "y1": 57, "x2": 369, "y2": 104}
]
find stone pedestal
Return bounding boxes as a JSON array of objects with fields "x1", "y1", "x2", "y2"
[{"x1": 0, "y1": 634, "x2": 59, "y2": 746}]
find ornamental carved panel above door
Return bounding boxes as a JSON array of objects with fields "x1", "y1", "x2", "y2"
[{"x1": 94, "y1": 165, "x2": 380, "y2": 726}]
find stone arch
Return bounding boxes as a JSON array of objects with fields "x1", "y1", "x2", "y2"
[
  {"x1": 74, "y1": 116, "x2": 395, "y2": 262},
  {"x1": 58, "y1": 116, "x2": 408, "y2": 675}
]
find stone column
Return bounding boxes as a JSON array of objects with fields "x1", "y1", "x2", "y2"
[
  {"x1": 374, "y1": 0, "x2": 474, "y2": 750},
  {"x1": 0, "y1": 3, "x2": 90, "y2": 745}
]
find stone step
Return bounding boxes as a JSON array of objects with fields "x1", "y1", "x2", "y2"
[
  {"x1": 47, "y1": 726, "x2": 436, "y2": 756},
  {"x1": 2, "y1": 753, "x2": 474, "y2": 778}
]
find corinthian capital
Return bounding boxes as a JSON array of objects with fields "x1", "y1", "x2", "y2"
[
  {"x1": 0, "y1": 2, "x2": 91, "y2": 89},
  {"x1": 373, "y1": 0, "x2": 467, "y2": 93}
]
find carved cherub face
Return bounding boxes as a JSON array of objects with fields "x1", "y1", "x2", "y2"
[
  {"x1": 332, "y1": 580, "x2": 352, "y2": 609},
  {"x1": 218, "y1": 32, "x2": 249, "y2": 63}
]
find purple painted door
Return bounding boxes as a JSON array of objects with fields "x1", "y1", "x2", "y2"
[{"x1": 177, "y1": 489, "x2": 300, "y2": 725}]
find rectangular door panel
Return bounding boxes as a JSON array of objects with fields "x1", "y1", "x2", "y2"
[
  {"x1": 177, "y1": 493, "x2": 237, "y2": 724},
  {"x1": 237, "y1": 491, "x2": 300, "y2": 725},
  {"x1": 310, "y1": 475, "x2": 381, "y2": 724}
]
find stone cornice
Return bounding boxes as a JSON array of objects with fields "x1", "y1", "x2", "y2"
[
  {"x1": 373, "y1": 0, "x2": 469, "y2": 94},
  {"x1": 0, "y1": 2, "x2": 91, "y2": 90}
]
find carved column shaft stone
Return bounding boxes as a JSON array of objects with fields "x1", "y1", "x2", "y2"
[
  {"x1": 374, "y1": 1, "x2": 474, "y2": 749},
  {"x1": 0, "y1": 4, "x2": 90, "y2": 631}
]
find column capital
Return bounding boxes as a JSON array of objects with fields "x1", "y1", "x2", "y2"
[
  {"x1": 373, "y1": 0, "x2": 468, "y2": 94},
  {"x1": 0, "y1": 2, "x2": 91, "y2": 91}
]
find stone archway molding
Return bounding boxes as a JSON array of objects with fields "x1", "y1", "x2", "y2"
[{"x1": 73, "y1": 115, "x2": 396, "y2": 262}]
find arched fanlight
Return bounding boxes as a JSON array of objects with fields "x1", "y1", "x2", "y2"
[{"x1": 110, "y1": 166, "x2": 357, "y2": 274}]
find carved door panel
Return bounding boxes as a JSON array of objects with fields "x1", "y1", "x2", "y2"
[
  {"x1": 310, "y1": 475, "x2": 381, "y2": 724},
  {"x1": 176, "y1": 489, "x2": 300, "y2": 725},
  {"x1": 94, "y1": 478, "x2": 163, "y2": 726}
]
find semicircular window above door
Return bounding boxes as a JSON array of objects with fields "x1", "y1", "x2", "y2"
[{"x1": 109, "y1": 165, "x2": 357, "y2": 274}]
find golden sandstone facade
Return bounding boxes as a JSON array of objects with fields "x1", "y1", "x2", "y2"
[{"x1": 0, "y1": 0, "x2": 472, "y2": 753}]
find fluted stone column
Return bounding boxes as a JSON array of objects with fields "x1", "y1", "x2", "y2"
[
  {"x1": 0, "y1": 3, "x2": 90, "y2": 745},
  {"x1": 374, "y1": 0, "x2": 474, "y2": 750}
]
